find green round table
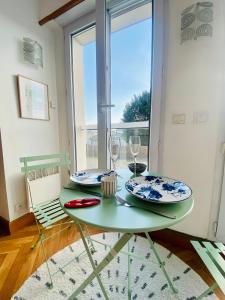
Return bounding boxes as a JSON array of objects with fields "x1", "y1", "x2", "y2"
[
  {"x1": 60, "y1": 169, "x2": 194, "y2": 300},
  {"x1": 60, "y1": 169, "x2": 193, "y2": 233}
]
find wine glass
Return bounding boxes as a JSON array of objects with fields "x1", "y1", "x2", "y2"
[
  {"x1": 108, "y1": 134, "x2": 121, "y2": 171},
  {"x1": 129, "y1": 135, "x2": 141, "y2": 176}
]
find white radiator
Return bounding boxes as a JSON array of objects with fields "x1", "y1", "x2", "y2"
[
  {"x1": 216, "y1": 143, "x2": 225, "y2": 242},
  {"x1": 26, "y1": 173, "x2": 61, "y2": 211}
]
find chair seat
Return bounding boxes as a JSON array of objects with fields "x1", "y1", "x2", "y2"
[
  {"x1": 191, "y1": 240, "x2": 225, "y2": 295},
  {"x1": 33, "y1": 198, "x2": 68, "y2": 228}
]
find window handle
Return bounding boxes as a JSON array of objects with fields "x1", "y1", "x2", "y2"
[{"x1": 99, "y1": 104, "x2": 115, "y2": 108}]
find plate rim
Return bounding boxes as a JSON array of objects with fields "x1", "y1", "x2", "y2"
[
  {"x1": 125, "y1": 175, "x2": 192, "y2": 204},
  {"x1": 70, "y1": 168, "x2": 111, "y2": 186}
]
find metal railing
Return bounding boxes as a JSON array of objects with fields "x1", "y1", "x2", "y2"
[
  {"x1": 82, "y1": 122, "x2": 149, "y2": 168},
  {"x1": 81, "y1": 121, "x2": 149, "y2": 131}
]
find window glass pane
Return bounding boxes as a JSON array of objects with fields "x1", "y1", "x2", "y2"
[
  {"x1": 72, "y1": 26, "x2": 98, "y2": 170},
  {"x1": 110, "y1": 3, "x2": 152, "y2": 168}
]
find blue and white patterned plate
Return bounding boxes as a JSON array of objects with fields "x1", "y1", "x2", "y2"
[
  {"x1": 125, "y1": 175, "x2": 192, "y2": 203},
  {"x1": 70, "y1": 169, "x2": 114, "y2": 186}
]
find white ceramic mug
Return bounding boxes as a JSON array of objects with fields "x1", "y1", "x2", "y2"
[{"x1": 101, "y1": 175, "x2": 117, "y2": 198}]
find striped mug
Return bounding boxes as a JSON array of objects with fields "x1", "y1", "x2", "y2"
[{"x1": 101, "y1": 175, "x2": 117, "y2": 198}]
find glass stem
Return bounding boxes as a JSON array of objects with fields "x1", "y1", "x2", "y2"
[
  {"x1": 113, "y1": 160, "x2": 116, "y2": 171},
  {"x1": 134, "y1": 156, "x2": 137, "y2": 176}
]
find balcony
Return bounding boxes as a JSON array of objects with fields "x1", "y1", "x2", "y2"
[{"x1": 78, "y1": 121, "x2": 149, "y2": 169}]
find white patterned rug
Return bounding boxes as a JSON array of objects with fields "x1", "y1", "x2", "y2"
[{"x1": 12, "y1": 232, "x2": 217, "y2": 300}]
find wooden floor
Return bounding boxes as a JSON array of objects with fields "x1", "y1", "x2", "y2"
[{"x1": 0, "y1": 222, "x2": 224, "y2": 300}]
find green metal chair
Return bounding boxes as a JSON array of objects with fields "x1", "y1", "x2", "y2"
[
  {"x1": 191, "y1": 240, "x2": 225, "y2": 299},
  {"x1": 20, "y1": 153, "x2": 94, "y2": 288}
]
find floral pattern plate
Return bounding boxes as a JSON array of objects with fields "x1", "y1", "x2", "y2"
[
  {"x1": 125, "y1": 175, "x2": 192, "y2": 203},
  {"x1": 70, "y1": 169, "x2": 114, "y2": 186}
]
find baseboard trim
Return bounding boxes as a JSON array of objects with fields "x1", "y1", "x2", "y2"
[
  {"x1": 0, "y1": 213, "x2": 35, "y2": 235},
  {"x1": 9, "y1": 213, "x2": 35, "y2": 234}
]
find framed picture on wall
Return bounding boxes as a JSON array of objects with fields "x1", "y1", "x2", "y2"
[{"x1": 17, "y1": 75, "x2": 49, "y2": 120}]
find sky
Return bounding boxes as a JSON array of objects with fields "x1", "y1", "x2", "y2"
[{"x1": 83, "y1": 18, "x2": 152, "y2": 125}]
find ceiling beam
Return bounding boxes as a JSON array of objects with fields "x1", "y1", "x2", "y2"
[{"x1": 39, "y1": 0, "x2": 84, "y2": 25}]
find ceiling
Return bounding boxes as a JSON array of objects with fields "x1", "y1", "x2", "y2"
[
  {"x1": 73, "y1": 2, "x2": 152, "y2": 46},
  {"x1": 55, "y1": 0, "x2": 152, "y2": 28},
  {"x1": 55, "y1": 0, "x2": 95, "y2": 27}
]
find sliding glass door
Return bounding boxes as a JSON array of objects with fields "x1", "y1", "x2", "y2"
[
  {"x1": 65, "y1": 0, "x2": 161, "y2": 172},
  {"x1": 110, "y1": 1, "x2": 152, "y2": 168}
]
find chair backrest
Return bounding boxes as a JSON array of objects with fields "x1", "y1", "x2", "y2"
[
  {"x1": 20, "y1": 153, "x2": 70, "y2": 210},
  {"x1": 191, "y1": 240, "x2": 225, "y2": 295}
]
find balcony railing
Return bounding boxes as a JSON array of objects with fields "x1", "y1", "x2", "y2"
[
  {"x1": 81, "y1": 121, "x2": 149, "y2": 131},
  {"x1": 78, "y1": 121, "x2": 149, "y2": 169}
]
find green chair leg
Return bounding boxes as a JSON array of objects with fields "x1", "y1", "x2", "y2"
[
  {"x1": 31, "y1": 236, "x2": 41, "y2": 249},
  {"x1": 31, "y1": 232, "x2": 45, "y2": 249}
]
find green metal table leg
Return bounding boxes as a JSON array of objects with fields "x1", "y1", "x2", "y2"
[
  {"x1": 68, "y1": 226, "x2": 133, "y2": 300},
  {"x1": 196, "y1": 282, "x2": 218, "y2": 300},
  {"x1": 83, "y1": 224, "x2": 96, "y2": 254},
  {"x1": 74, "y1": 222, "x2": 109, "y2": 300},
  {"x1": 145, "y1": 232, "x2": 177, "y2": 294},
  {"x1": 128, "y1": 241, "x2": 132, "y2": 300},
  {"x1": 90, "y1": 237, "x2": 146, "y2": 261}
]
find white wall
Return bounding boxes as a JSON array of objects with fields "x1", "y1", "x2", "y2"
[
  {"x1": 0, "y1": 0, "x2": 60, "y2": 221},
  {"x1": 162, "y1": 0, "x2": 225, "y2": 238},
  {"x1": 50, "y1": 21, "x2": 70, "y2": 185}
]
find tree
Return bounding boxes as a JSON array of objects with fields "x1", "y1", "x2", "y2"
[
  {"x1": 122, "y1": 91, "x2": 151, "y2": 123},
  {"x1": 121, "y1": 91, "x2": 151, "y2": 146}
]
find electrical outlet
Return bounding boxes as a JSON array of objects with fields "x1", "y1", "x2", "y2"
[
  {"x1": 15, "y1": 202, "x2": 24, "y2": 212},
  {"x1": 50, "y1": 100, "x2": 56, "y2": 109}
]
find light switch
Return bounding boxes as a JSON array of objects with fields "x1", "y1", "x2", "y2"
[
  {"x1": 172, "y1": 113, "x2": 186, "y2": 124},
  {"x1": 193, "y1": 111, "x2": 208, "y2": 124}
]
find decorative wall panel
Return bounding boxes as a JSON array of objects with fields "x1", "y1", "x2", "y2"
[
  {"x1": 23, "y1": 37, "x2": 43, "y2": 67},
  {"x1": 181, "y1": 2, "x2": 213, "y2": 43}
]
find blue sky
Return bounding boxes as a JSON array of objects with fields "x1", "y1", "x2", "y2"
[{"x1": 83, "y1": 18, "x2": 152, "y2": 124}]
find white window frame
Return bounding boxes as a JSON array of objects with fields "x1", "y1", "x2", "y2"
[
  {"x1": 149, "y1": 0, "x2": 167, "y2": 172},
  {"x1": 96, "y1": 0, "x2": 111, "y2": 169},
  {"x1": 64, "y1": 11, "x2": 96, "y2": 171},
  {"x1": 64, "y1": 0, "x2": 166, "y2": 172}
]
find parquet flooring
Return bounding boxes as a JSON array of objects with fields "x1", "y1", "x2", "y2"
[{"x1": 0, "y1": 222, "x2": 224, "y2": 300}]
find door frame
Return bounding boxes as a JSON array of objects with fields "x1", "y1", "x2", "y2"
[
  {"x1": 96, "y1": 0, "x2": 111, "y2": 169},
  {"x1": 149, "y1": 0, "x2": 167, "y2": 172},
  {"x1": 64, "y1": 11, "x2": 96, "y2": 171},
  {"x1": 63, "y1": 0, "x2": 166, "y2": 172}
]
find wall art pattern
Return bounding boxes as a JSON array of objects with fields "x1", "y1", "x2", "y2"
[{"x1": 181, "y1": 2, "x2": 213, "y2": 43}]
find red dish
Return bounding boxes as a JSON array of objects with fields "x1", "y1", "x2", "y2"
[{"x1": 64, "y1": 198, "x2": 100, "y2": 208}]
